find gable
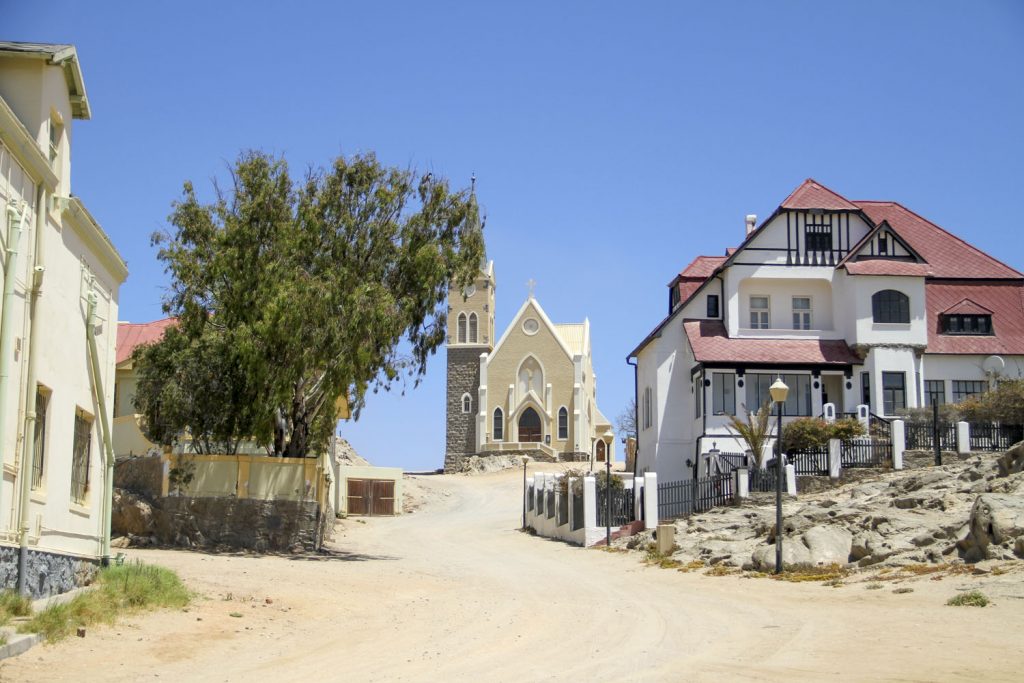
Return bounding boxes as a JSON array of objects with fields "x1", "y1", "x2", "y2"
[{"x1": 490, "y1": 298, "x2": 575, "y2": 365}]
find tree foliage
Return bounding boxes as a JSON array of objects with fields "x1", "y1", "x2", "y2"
[
  {"x1": 726, "y1": 401, "x2": 773, "y2": 466},
  {"x1": 134, "y1": 151, "x2": 485, "y2": 456},
  {"x1": 615, "y1": 397, "x2": 637, "y2": 439}
]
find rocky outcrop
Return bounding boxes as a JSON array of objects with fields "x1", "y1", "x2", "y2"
[
  {"x1": 958, "y1": 494, "x2": 1024, "y2": 561},
  {"x1": 112, "y1": 489, "x2": 155, "y2": 536}
]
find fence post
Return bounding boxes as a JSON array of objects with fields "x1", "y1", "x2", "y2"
[
  {"x1": 643, "y1": 472, "x2": 658, "y2": 529},
  {"x1": 633, "y1": 476, "x2": 644, "y2": 524},
  {"x1": 583, "y1": 475, "x2": 597, "y2": 529},
  {"x1": 823, "y1": 402, "x2": 836, "y2": 423},
  {"x1": 891, "y1": 419, "x2": 905, "y2": 470},
  {"x1": 828, "y1": 438, "x2": 842, "y2": 479},
  {"x1": 957, "y1": 421, "x2": 970, "y2": 455},
  {"x1": 785, "y1": 464, "x2": 797, "y2": 497},
  {"x1": 533, "y1": 473, "x2": 543, "y2": 518},
  {"x1": 857, "y1": 404, "x2": 870, "y2": 432},
  {"x1": 736, "y1": 467, "x2": 749, "y2": 500}
]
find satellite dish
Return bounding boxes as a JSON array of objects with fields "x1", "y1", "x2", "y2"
[{"x1": 982, "y1": 355, "x2": 1005, "y2": 376}]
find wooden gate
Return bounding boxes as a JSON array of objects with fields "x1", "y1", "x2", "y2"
[{"x1": 347, "y1": 478, "x2": 395, "y2": 516}]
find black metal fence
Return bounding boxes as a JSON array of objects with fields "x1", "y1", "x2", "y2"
[
  {"x1": 715, "y1": 452, "x2": 750, "y2": 474},
  {"x1": 597, "y1": 486, "x2": 635, "y2": 527},
  {"x1": 571, "y1": 488, "x2": 584, "y2": 531},
  {"x1": 657, "y1": 472, "x2": 734, "y2": 521},
  {"x1": 969, "y1": 423, "x2": 1023, "y2": 452},
  {"x1": 841, "y1": 439, "x2": 891, "y2": 468},
  {"x1": 905, "y1": 421, "x2": 956, "y2": 451},
  {"x1": 748, "y1": 461, "x2": 780, "y2": 493},
  {"x1": 789, "y1": 446, "x2": 829, "y2": 476}
]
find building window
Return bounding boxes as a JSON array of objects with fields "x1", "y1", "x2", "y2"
[
  {"x1": 457, "y1": 313, "x2": 467, "y2": 343},
  {"x1": 706, "y1": 294, "x2": 719, "y2": 318},
  {"x1": 792, "y1": 296, "x2": 812, "y2": 330},
  {"x1": 670, "y1": 286, "x2": 680, "y2": 311},
  {"x1": 558, "y1": 407, "x2": 568, "y2": 439},
  {"x1": 952, "y1": 380, "x2": 986, "y2": 403},
  {"x1": 32, "y1": 388, "x2": 49, "y2": 490},
  {"x1": 461, "y1": 393, "x2": 472, "y2": 414},
  {"x1": 882, "y1": 372, "x2": 906, "y2": 415},
  {"x1": 694, "y1": 376, "x2": 702, "y2": 418},
  {"x1": 643, "y1": 387, "x2": 652, "y2": 430},
  {"x1": 861, "y1": 372, "x2": 871, "y2": 409},
  {"x1": 872, "y1": 290, "x2": 910, "y2": 324},
  {"x1": 805, "y1": 219, "x2": 832, "y2": 251},
  {"x1": 924, "y1": 380, "x2": 946, "y2": 407},
  {"x1": 941, "y1": 314, "x2": 992, "y2": 335},
  {"x1": 749, "y1": 296, "x2": 770, "y2": 329},
  {"x1": 878, "y1": 234, "x2": 889, "y2": 255},
  {"x1": 468, "y1": 312, "x2": 478, "y2": 343},
  {"x1": 493, "y1": 408, "x2": 504, "y2": 441},
  {"x1": 712, "y1": 372, "x2": 735, "y2": 415},
  {"x1": 70, "y1": 409, "x2": 92, "y2": 505},
  {"x1": 49, "y1": 118, "x2": 62, "y2": 164},
  {"x1": 745, "y1": 374, "x2": 812, "y2": 415}
]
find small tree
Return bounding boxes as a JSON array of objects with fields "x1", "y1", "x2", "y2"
[
  {"x1": 614, "y1": 397, "x2": 637, "y2": 440},
  {"x1": 726, "y1": 401, "x2": 773, "y2": 466}
]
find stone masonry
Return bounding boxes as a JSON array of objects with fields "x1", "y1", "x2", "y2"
[
  {"x1": 446, "y1": 346, "x2": 481, "y2": 472},
  {"x1": 0, "y1": 545, "x2": 99, "y2": 600}
]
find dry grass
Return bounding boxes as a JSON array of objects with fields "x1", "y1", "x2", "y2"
[
  {"x1": 17, "y1": 561, "x2": 190, "y2": 643},
  {"x1": 0, "y1": 590, "x2": 33, "y2": 627},
  {"x1": 769, "y1": 563, "x2": 849, "y2": 583},
  {"x1": 704, "y1": 565, "x2": 740, "y2": 577},
  {"x1": 947, "y1": 590, "x2": 989, "y2": 607}
]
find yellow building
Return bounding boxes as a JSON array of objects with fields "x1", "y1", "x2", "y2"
[{"x1": 444, "y1": 198, "x2": 614, "y2": 470}]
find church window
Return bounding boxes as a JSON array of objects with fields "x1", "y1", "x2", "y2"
[
  {"x1": 522, "y1": 318, "x2": 540, "y2": 335},
  {"x1": 469, "y1": 313, "x2": 478, "y2": 343},
  {"x1": 457, "y1": 313, "x2": 467, "y2": 343},
  {"x1": 558, "y1": 407, "x2": 568, "y2": 440},
  {"x1": 461, "y1": 393, "x2": 472, "y2": 414},
  {"x1": 517, "y1": 357, "x2": 544, "y2": 398},
  {"x1": 493, "y1": 408, "x2": 504, "y2": 441}
]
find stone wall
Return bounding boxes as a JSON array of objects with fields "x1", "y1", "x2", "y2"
[
  {"x1": 0, "y1": 545, "x2": 99, "y2": 600},
  {"x1": 154, "y1": 496, "x2": 325, "y2": 552},
  {"x1": 115, "y1": 454, "x2": 164, "y2": 500},
  {"x1": 446, "y1": 347, "x2": 481, "y2": 472}
]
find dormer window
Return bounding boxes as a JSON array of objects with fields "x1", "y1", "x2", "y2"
[
  {"x1": 878, "y1": 234, "x2": 888, "y2": 255},
  {"x1": 805, "y1": 219, "x2": 832, "y2": 252},
  {"x1": 670, "y1": 285, "x2": 680, "y2": 311},
  {"x1": 941, "y1": 314, "x2": 992, "y2": 335}
]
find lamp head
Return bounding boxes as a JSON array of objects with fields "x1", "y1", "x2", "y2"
[{"x1": 769, "y1": 377, "x2": 789, "y2": 403}]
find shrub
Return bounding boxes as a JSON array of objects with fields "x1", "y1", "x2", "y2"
[
  {"x1": 594, "y1": 470, "x2": 624, "y2": 492},
  {"x1": 946, "y1": 590, "x2": 990, "y2": 607},
  {"x1": 557, "y1": 468, "x2": 587, "y2": 496},
  {"x1": 782, "y1": 417, "x2": 865, "y2": 451},
  {"x1": 727, "y1": 400, "x2": 773, "y2": 465}
]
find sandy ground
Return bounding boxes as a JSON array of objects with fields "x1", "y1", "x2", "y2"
[{"x1": 3, "y1": 464, "x2": 1024, "y2": 682}]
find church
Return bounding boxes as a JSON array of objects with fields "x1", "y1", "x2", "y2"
[{"x1": 444, "y1": 200, "x2": 615, "y2": 472}]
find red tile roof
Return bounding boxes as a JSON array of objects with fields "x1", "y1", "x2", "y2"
[
  {"x1": 780, "y1": 179, "x2": 860, "y2": 211},
  {"x1": 842, "y1": 260, "x2": 933, "y2": 277},
  {"x1": 678, "y1": 255, "x2": 726, "y2": 280},
  {"x1": 855, "y1": 201, "x2": 1022, "y2": 280},
  {"x1": 684, "y1": 320, "x2": 860, "y2": 366},
  {"x1": 926, "y1": 282, "x2": 1024, "y2": 354},
  {"x1": 116, "y1": 318, "x2": 176, "y2": 365}
]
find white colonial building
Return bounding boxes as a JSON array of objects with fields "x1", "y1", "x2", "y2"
[
  {"x1": 0, "y1": 42, "x2": 127, "y2": 597},
  {"x1": 630, "y1": 179, "x2": 1024, "y2": 482}
]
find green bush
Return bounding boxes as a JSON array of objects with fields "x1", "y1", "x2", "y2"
[
  {"x1": 946, "y1": 590, "x2": 990, "y2": 607},
  {"x1": 782, "y1": 417, "x2": 865, "y2": 451}
]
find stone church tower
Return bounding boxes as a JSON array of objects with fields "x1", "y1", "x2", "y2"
[{"x1": 445, "y1": 193, "x2": 495, "y2": 472}]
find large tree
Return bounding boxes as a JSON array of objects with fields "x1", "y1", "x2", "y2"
[{"x1": 135, "y1": 151, "x2": 485, "y2": 456}]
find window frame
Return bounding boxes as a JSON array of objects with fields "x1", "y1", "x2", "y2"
[
  {"x1": 31, "y1": 386, "x2": 50, "y2": 490},
  {"x1": 461, "y1": 393, "x2": 472, "y2": 414},
  {"x1": 712, "y1": 372, "x2": 735, "y2": 416},
  {"x1": 940, "y1": 314, "x2": 993, "y2": 336},
  {"x1": 557, "y1": 406, "x2": 568, "y2": 440},
  {"x1": 871, "y1": 290, "x2": 910, "y2": 324},
  {"x1": 492, "y1": 407, "x2": 504, "y2": 441},
  {"x1": 468, "y1": 312, "x2": 478, "y2": 343},
  {"x1": 457, "y1": 312, "x2": 467, "y2": 344},
  {"x1": 881, "y1": 372, "x2": 906, "y2": 415},
  {"x1": 706, "y1": 294, "x2": 720, "y2": 318},
  {"x1": 749, "y1": 295, "x2": 770, "y2": 329},
  {"x1": 952, "y1": 380, "x2": 986, "y2": 404},
  {"x1": 70, "y1": 408, "x2": 92, "y2": 505},
  {"x1": 924, "y1": 379, "x2": 946, "y2": 407},
  {"x1": 791, "y1": 296, "x2": 812, "y2": 330}
]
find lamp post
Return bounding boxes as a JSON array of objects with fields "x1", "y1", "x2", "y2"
[{"x1": 769, "y1": 377, "x2": 789, "y2": 574}]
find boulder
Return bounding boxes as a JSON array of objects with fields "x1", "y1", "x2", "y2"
[
  {"x1": 111, "y1": 489, "x2": 154, "y2": 536},
  {"x1": 960, "y1": 494, "x2": 1024, "y2": 561},
  {"x1": 997, "y1": 442, "x2": 1024, "y2": 478},
  {"x1": 851, "y1": 531, "x2": 882, "y2": 561},
  {"x1": 802, "y1": 525, "x2": 853, "y2": 565},
  {"x1": 751, "y1": 541, "x2": 811, "y2": 571}
]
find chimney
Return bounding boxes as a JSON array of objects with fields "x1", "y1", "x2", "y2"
[{"x1": 745, "y1": 214, "x2": 757, "y2": 236}]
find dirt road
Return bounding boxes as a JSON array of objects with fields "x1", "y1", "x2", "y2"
[{"x1": 3, "y1": 466, "x2": 1023, "y2": 682}]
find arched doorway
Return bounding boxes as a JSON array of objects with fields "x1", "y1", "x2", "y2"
[
  {"x1": 518, "y1": 407, "x2": 542, "y2": 442},
  {"x1": 596, "y1": 440, "x2": 606, "y2": 462}
]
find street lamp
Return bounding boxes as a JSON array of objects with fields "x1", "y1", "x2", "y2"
[{"x1": 769, "y1": 377, "x2": 789, "y2": 574}]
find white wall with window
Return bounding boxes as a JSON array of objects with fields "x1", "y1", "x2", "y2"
[{"x1": 733, "y1": 274, "x2": 835, "y2": 336}]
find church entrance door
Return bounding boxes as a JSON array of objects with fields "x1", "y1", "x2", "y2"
[{"x1": 518, "y1": 407, "x2": 542, "y2": 442}]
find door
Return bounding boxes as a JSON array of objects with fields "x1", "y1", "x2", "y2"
[
  {"x1": 347, "y1": 478, "x2": 396, "y2": 516},
  {"x1": 596, "y1": 440, "x2": 606, "y2": 462},
  {"x1": 822, "y1": 375, "x2": 844, "y2": 413},
  {"x1": 518, "y1": 407, "x2": 542, "y2": 442}
]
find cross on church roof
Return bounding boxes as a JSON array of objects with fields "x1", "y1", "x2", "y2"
[{"x1": 527, "y1": 278, "x2": 536, "y2": 298}]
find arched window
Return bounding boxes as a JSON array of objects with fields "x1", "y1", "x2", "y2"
[
  {"x1": 872, "y1": 290, "x2": 910, "y2": 323},
  {"x1": 557, "y1": 407, "x2": 568, "y2": 440},
  {"x1": 469, "y1": 312, "x2": 478, "y2": 343},
  {"x1": 461, "y1": 393, "x2": 472, "y2": 414},
  {"x1": 516, "y1": 356, "x2": 544, "y2": 398},
  {"x1": 493, "y1": 408, "x2": 504, "y2": 441},
  {"x1": 457, "y1": 312, "x2": 467, "y2": 343}
]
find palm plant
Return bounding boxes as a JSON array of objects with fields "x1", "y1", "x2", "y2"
[{"x1": 726, "y1": 400, "x2": 774, "y2": 467}]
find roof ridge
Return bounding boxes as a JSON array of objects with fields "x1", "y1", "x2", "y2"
[{"x1": 854, "y1": 200, "x2": 1024, "y2": 279}]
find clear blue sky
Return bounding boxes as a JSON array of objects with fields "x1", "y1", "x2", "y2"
[{"x1": 7, "y1": 1, "x2": 1023, "y2": 470}]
